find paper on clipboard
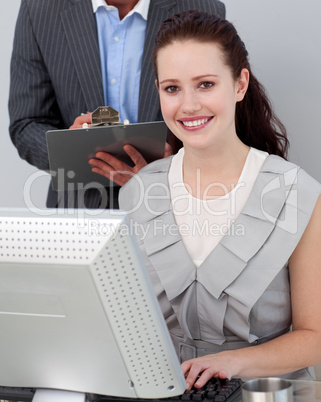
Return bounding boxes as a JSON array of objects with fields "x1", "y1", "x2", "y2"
[{"x1": 46, "y1": 121, "x2": 167, "y2": 191}]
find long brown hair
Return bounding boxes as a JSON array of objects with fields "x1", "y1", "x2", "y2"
[{"x1": 153, "y1": 10, "x2": 289, "y2": 158}]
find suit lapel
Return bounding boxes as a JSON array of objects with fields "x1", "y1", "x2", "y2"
[
  {"x1": 139, "y1": 0, "x2": 177, "y2": 122},
  {"x1": 60, "y1": 0, "x2": 104, "y2": 112}
]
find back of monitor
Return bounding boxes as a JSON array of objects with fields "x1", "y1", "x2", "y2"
[{"x1": 0, "y1": 209, "x2": 186, "y2": 399}]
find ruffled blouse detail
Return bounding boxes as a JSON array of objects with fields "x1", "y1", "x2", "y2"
[{"x1": 119, "y1": 154, "x2": 321, "y2": 344}]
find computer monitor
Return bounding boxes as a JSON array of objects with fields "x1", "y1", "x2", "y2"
[{"x1": 0, "y1": 208, "x2": 186, "y2": 400}]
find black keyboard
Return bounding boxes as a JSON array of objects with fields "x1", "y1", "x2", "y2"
[
  {"x1": 0, "y1": 379, "x2": 243, "y2": 402},
  {"x1": 89, "y1": 378, "x2": 243, "y2": 402},
  {"x1": 0, "y1": 386, "x2": 35, "y2": 401}
]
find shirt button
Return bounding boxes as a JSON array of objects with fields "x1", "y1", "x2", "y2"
[
  {"x1": 114, "y1": 36, "x2": 120, "y2": 42},
  {"x1": 111, "y1": 78, "x2": 117, "y2": 85}
]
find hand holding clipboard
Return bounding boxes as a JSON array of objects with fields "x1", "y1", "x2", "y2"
[{"x1": 46, "y1": 107, "x2": 170, "y2": 191}]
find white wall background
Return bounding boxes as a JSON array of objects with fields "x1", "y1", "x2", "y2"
[
  {"x1": 1, "y1": 0, "x2": 320, "y2": 209},
  {"x1": 224, "y1": 0, "x2": 321, "y2": 181}
]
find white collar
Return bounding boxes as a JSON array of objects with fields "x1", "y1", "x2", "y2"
[{"x1": 91, "y1": 0, "x2": 150, "y2": 21}]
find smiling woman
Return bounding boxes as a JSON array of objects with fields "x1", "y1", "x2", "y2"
[
  {"x1": 156, "y1": 40, "x2": 249, "y2": 160},
  {"x1": 152, "y1": 12, "x2": 288, "y2": 160},
  {"x1": 119, "y1": 10, "x2": 321, "y2": 389}
]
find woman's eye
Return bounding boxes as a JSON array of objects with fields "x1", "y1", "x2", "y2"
[
  {"x1": 199, "y1": 81, "x2": 214, "y2": 89},
  {"x1": 165, "y1": 85, "x2": 179, "y2": 93}
]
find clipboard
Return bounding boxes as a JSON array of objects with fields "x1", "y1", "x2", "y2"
[{"x1": 46, "y1": 121, "x2": 167, "y2": 191}]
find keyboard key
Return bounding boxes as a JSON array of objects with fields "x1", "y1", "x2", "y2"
[
  {"x1": 181, "y1": 390, "x2": 194, "y2": 400},
  {"x1": 193, "y1": 390, "x2": 206, "y2": 400},
  {"x1": 214, "y1": 395, "x2": 227, "y2": 402},
  {"x1": 206, "y1": 390, "x2": 219, "y2": 399}
]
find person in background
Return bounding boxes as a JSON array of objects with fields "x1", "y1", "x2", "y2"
[
  {"x1": 115, "y1": 11, "x2": 321, "y2": 387},
  {"x1": 8, "y1": 0, "x2": 225, "y2": 209}
]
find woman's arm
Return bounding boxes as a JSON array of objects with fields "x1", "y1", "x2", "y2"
[{"x1": 182, "y1": 195, "x2": 321, "y2": 389}]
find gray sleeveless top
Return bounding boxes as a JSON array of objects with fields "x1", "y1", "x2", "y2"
[{"x1": 119, "y1": 154, "x2": 321, "y2": 380}]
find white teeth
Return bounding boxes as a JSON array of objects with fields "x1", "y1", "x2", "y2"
[{"x1": 182, "y1": 118, "x2": 209, "y2": 127}]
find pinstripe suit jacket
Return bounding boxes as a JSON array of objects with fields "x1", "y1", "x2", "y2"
[{"x1": 8, "y1": 0, "x2": 225, "y2": 208}]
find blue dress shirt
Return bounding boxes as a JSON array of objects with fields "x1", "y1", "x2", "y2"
[{"x1": 92, "y1": 0, "x2": 149, "y2": 124}]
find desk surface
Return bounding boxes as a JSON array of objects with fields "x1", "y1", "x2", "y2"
[{"x1": 1, "y1": 380, "x2": 321, "y2": 402}]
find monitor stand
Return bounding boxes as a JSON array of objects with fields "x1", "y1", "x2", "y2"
[{"x1": 32, "y1": 389, "x2": 86, "y2": 402}]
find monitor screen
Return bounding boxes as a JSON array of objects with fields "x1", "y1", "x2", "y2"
[{"x1": 0, "y1": 208, "x2": 186, "y2": 400}]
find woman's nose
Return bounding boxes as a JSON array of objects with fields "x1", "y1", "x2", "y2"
[{"x1": 181, "y1": 90, "x2": 201, "y2": 114}]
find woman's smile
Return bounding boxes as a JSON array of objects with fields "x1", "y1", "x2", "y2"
[{"x1": 179, "y1": 116, "x2": 214, "y2": 130}]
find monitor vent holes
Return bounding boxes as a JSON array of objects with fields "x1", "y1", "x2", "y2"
[
  {"x1": 93, "y1": 235, "x2": 173, "y2": 387},
  {"x1": 0, "y1": 218, "x2": 99, "y2": 262}
]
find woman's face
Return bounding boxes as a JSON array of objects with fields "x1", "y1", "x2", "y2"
[{"x1": 156, "y1": 40, "x2": 248, "y2": 152}]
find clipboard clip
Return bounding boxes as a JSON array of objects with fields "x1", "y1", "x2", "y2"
[{"x1": 91, "y1": 106, "x2": 125, "y2": 126}]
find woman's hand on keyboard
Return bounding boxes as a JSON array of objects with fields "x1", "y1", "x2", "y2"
[{"x1": 181, "y1": 352, "x2": 239, "y2": 390}]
